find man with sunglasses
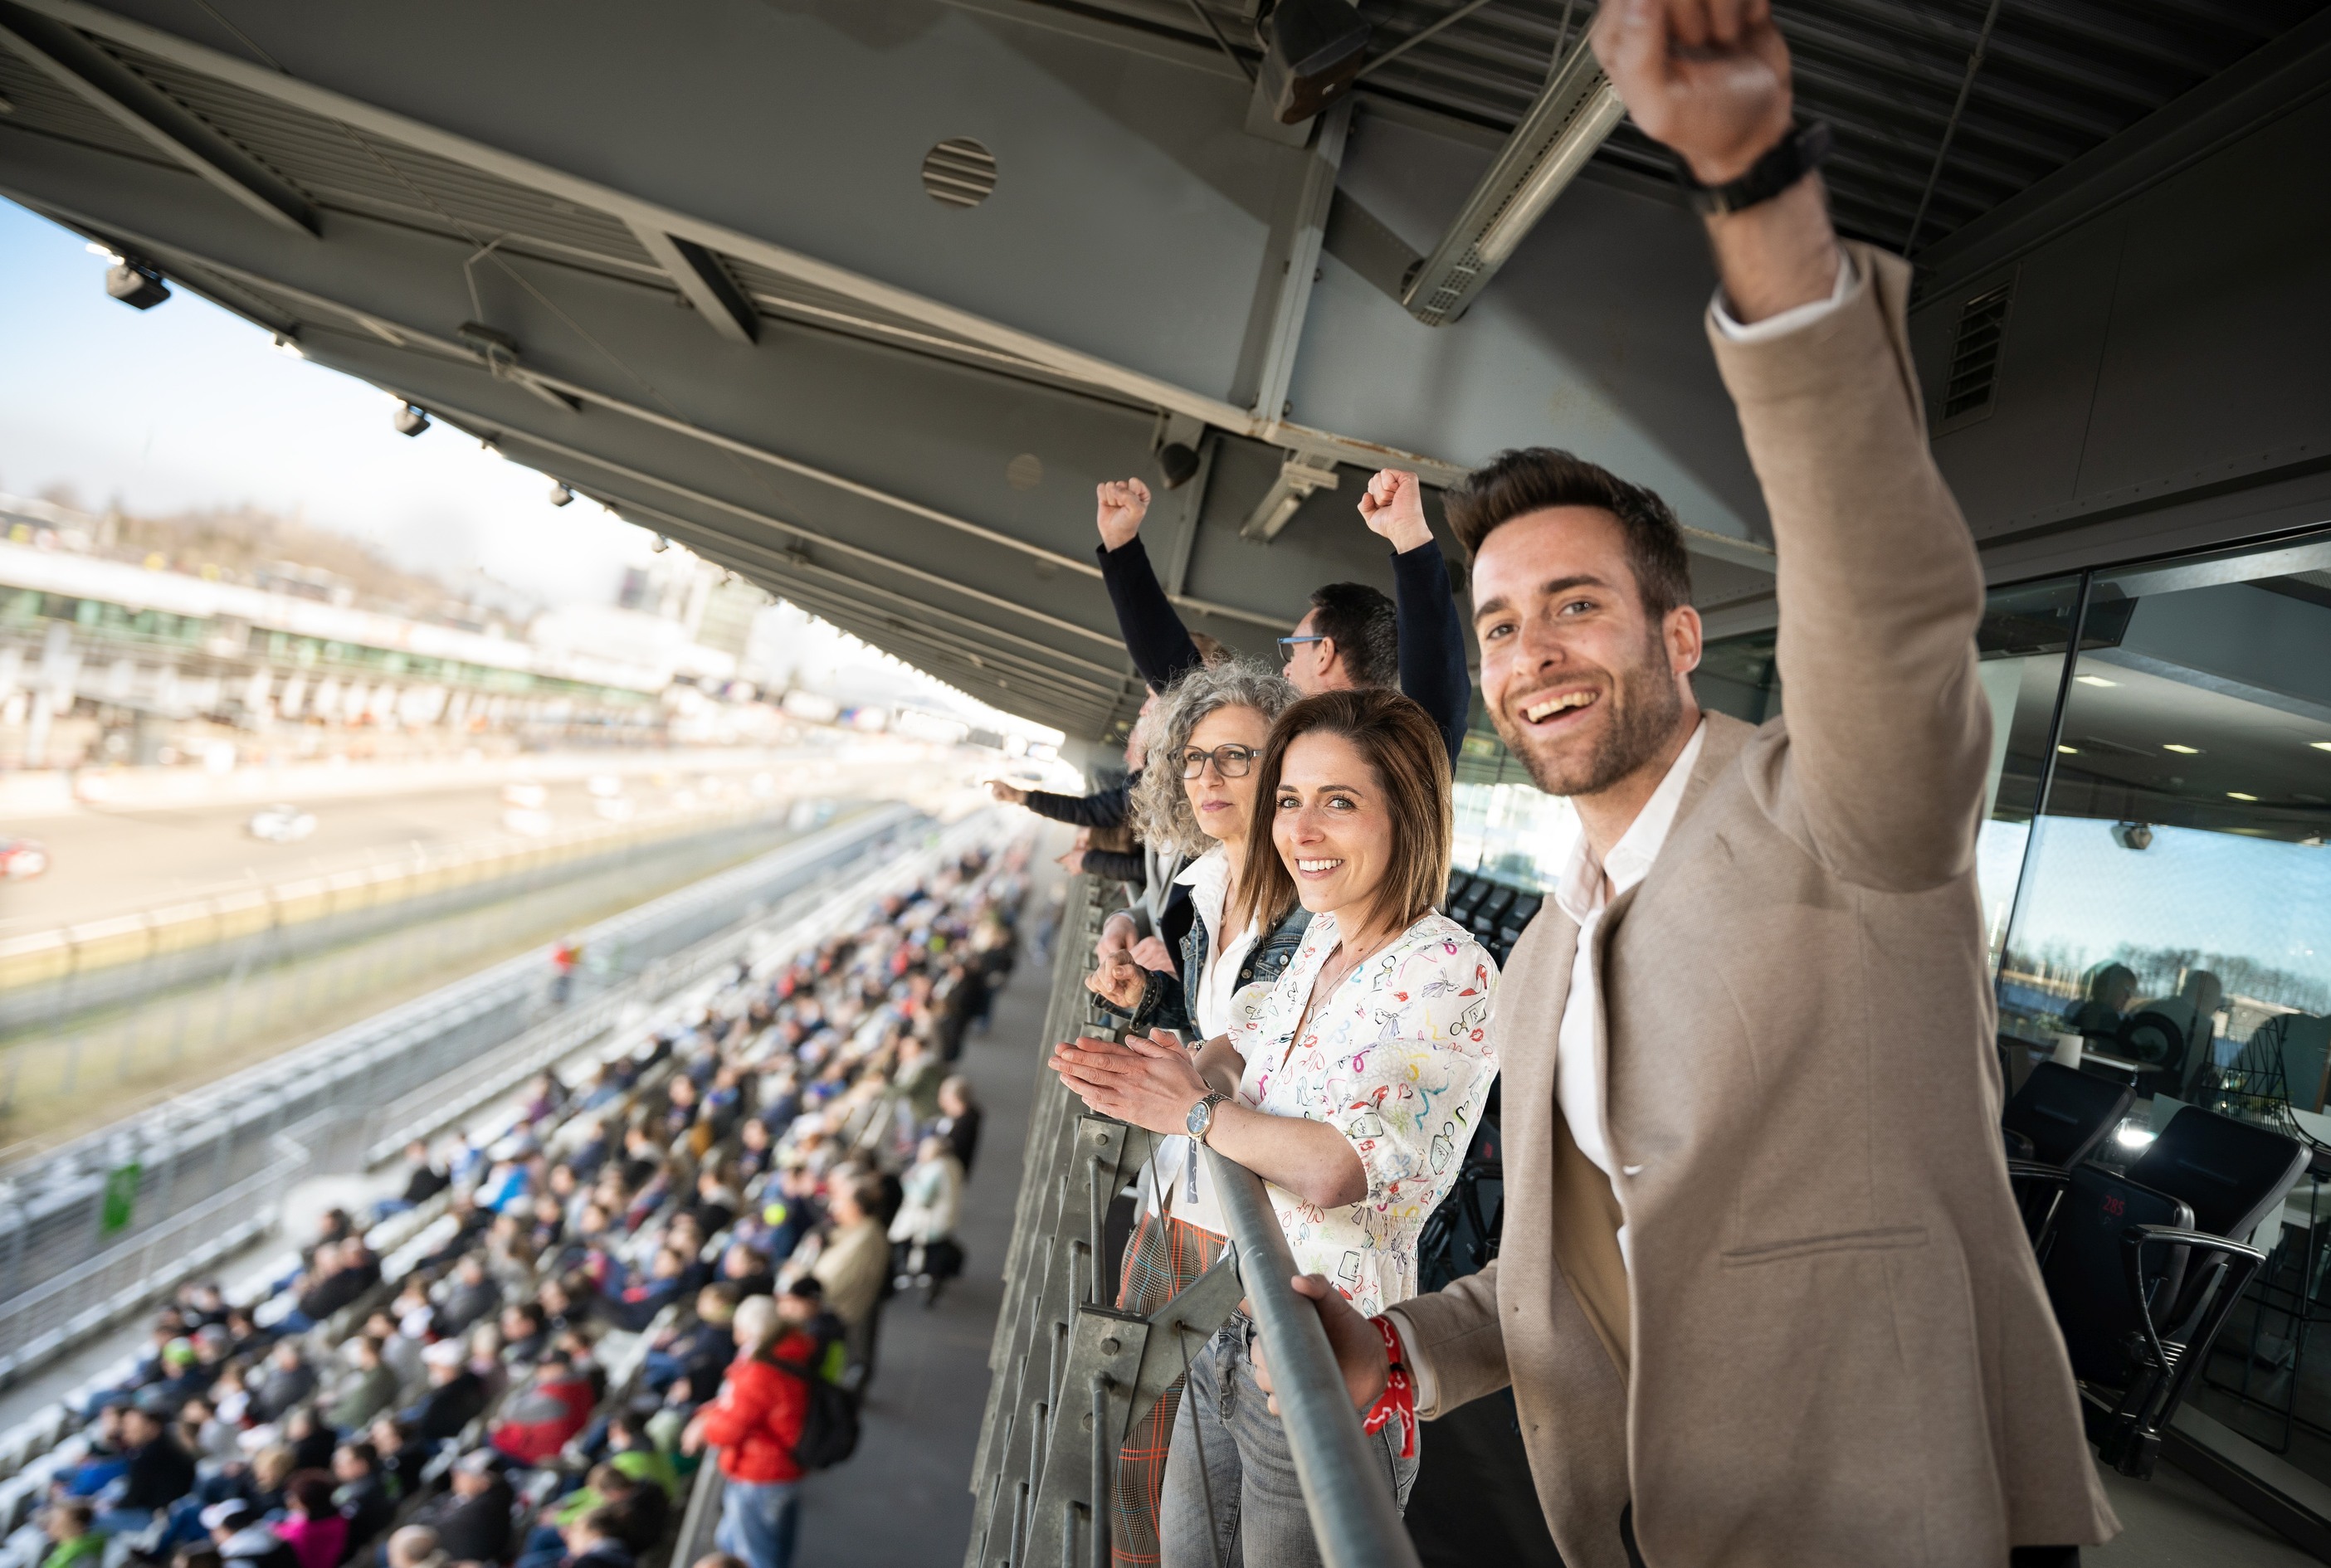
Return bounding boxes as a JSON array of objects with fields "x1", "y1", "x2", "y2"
[{"x1": 1092, "y1": 470, "x2": 1470, "y2": 764}]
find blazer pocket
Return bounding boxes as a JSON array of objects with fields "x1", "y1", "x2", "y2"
[{"x1": 1720, "y1": 1225, "x2": 1929, "y2": 1268}]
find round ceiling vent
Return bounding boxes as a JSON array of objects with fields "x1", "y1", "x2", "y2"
[
  {"x1": 1005, "y1": 453, "x2": 1044, "y2": 491},
  {"x1": 922, "y1": 138, "x2": 997, "y2": 208}
]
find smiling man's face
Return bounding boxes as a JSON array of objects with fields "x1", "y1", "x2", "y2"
[{"x1": 1470, "y1": 507, "x2": 1700, "y2": 800}]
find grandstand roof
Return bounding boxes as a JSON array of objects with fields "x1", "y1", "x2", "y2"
[{"x1": 0, "y1": 1, "x2": 2323, "y2": 738}]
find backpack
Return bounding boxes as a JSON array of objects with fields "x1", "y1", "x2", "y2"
[
  {"x1": 768, "y1": 1353, "x2": 860, "y2": 1471},
  {"x1": 1416, "y1": 1081, "x2": 1504, "y2": 1296}
]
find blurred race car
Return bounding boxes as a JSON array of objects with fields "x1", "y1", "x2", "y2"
[
  {"x1": 0, "y1": 838, "x2": 48, "y2": 879},
  {"x1": 246, "y1": 804, "x2": 317, "y2": 843}
]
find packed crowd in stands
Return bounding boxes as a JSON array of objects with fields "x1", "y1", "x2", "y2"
[{"x1": 17, "y1": 836, "x2": 1029, "y2": 1568}]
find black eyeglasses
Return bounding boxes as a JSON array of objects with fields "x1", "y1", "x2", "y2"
[{"x1": 1179, "y1": 744, "x2": 1258, "y2": 780}]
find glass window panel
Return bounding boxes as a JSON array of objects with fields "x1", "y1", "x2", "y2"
[
  {"x1": 1996, "y1": 531, "x2": 2331, "y2": 1118},
  {"x1": 1702, "y1": 578, "x2": 2079, "y2": 958}
]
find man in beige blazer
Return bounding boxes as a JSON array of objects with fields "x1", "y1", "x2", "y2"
[{"x1": 1261, "y1": 1, "x2": 2119, "y2": 1564}]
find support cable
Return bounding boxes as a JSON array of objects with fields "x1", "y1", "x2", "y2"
[{"x1": 1905, "y1": 0, "x2": 2006, "y2": 254}]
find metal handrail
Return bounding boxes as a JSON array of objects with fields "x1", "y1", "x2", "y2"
[{"x1": 1204, "y1": 1148, "x2": 1422, "y2": 1568}]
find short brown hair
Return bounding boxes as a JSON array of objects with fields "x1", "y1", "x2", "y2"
[
  {"x1": 1444, "y1": 447, "x2": 1693, "y2": 618},
  {"x1": 1232, "y1": 690, "x2": 1451, "y2": 939}
]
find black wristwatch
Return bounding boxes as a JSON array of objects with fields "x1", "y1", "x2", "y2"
[{"x1": 1682, "y1": 121, "x2": 1833, "y2": 216}]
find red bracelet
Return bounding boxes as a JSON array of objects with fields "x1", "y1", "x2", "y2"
[{"x1": 1360, "y1": 1315, "x2": 1417, "y2": 1459}]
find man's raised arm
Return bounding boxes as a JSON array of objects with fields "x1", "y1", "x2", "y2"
[
  {"x1": 1093, "y1": 478, "x2": 1206, "y2": 692},
  {"x1": 1600, "y1": 0, "x2": 1990, "y2": 891}
]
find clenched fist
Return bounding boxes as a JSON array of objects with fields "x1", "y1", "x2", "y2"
[
  {"x1": 1096, "y1": 478, "x2": 1152, "y2": 551},
  {"x1": 1592, "y1": 0, "x2": 1793, "y2": 187},
  {"x1": 1358, "y1": 470, "x2": 1432, "y2": 553}
]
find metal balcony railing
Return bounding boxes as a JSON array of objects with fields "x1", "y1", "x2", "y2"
[{"x1": 964, "y1": 875, "x2": 1422, "y2": 1568}]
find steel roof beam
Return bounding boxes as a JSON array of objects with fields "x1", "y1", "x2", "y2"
[
  {"x1": 0, "y1": 1, "x2": 315, "y2": 235},
  {"x1": 628, "y1": 222, "x2": 758, "y2": 345},
  {"x1": 0, "y1": 0, "x2": 1468, "y2": 481}
]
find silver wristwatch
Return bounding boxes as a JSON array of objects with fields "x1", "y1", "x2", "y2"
[{"x1": 1185, "y1": 1091, "x2": 1229, "y2": 1145}]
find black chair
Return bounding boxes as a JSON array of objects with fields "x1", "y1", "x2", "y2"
[
  {"x1": 2006, "y1": 1159, "x2": 2070, "y2": 1255},
  {"x1": 1444, "y1": 871, "x2": 1489, "y2": 925},
  {"x1": 2002, "y1": 1062, "x2": 2133, "y2": 1170},
  {"x1": 1493, "y1": 891, "x2": 1543, "y2": 963},
  {"x1": 2127, "y1": 1103, "x2": 2309, "y2": 1240},
  {"x1": 2039, "y1": 1107, "x2": 2302, "y2": 1478}
]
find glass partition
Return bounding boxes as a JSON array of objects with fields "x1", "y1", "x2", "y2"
[
  {"x1": 1699, "y1": 577, "x2": 2081, "y2": 957},
  {"x1": 1994, "y1": 534, "x2": 2331, "y2": 1108}
]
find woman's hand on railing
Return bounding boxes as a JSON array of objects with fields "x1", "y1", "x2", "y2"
[
  {"x1": 1085, "y1": 952, "x2": 1146, "y2": 1011},
  {"x1": 1250, "y1": 1273, "x2": 1391, "y2": 1418},
  {"x1": 1048, "y1": 1031, "x2": 1207, "y2": 1132}
]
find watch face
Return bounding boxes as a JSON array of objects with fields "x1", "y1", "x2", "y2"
[{"x1": 1185, "y1": 1097, "x2": 1212, "y2": 1137}]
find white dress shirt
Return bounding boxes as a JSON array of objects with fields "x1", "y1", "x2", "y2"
[{"x1": 1552, "y1": 719, "x2": 1707, "y2": 1194}]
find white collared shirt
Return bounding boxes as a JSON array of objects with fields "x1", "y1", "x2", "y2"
[
  {"x1": 1180, "y1": 848, "x2": 1261, "y2": 1041},
  {"x1": 1138, "y1": 845, "x2": 1263, "y2": 1234},
  {"x1": 1551, "y1": 719, "x2": 1707, "y2": 1199}
]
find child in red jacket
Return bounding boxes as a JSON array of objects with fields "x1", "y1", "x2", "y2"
[{"x1": 681, "y1": 1298, "x2": 819, "y2": 1568}]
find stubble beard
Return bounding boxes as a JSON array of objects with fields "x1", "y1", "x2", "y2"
[{"x1": 1497, "y1": 631, "x2": 1684, "y2": 799}]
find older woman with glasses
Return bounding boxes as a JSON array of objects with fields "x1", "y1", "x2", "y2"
[
  {"x1": 1079, "y1": 660, "x2": 1307, "y2": 1568},
  {"x1": 1054, "y1": 689, "x2": 1498, "y2": 1568}
]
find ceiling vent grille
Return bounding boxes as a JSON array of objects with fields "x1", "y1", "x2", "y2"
[
  {"x1": 921, "y1": 139, "x2": 997, "y2": 208},
  {"x1": 1941, "y1": 280, "x2": 2013, "y2": 426}
]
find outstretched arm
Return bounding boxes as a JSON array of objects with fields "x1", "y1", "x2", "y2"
[
  {"x1": 1597, "y1": 0, "x2": 1989, "y2": 889},
  {"x1": 1363, "y1": 470, "x2": 1474, "y2": 767},
  {"x1": 1094, "y1": 478, "x2": 1205, "y2": 690}
]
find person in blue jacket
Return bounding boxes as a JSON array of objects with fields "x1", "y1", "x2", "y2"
[{"x1": 1090, "y1": 469, "x2": 1471, "y2": 766}]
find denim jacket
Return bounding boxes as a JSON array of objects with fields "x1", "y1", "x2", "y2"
[{"x1": 1102, "y1": 891, "x2": 1311, "y2": 1040}]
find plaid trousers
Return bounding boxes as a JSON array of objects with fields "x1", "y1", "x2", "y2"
[{"x1": 1111, "y1": 1211, "x2": 1226, "y2": 1568}]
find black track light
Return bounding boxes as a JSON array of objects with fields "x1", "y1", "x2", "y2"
[
  {"x1": 1260, "y1": 0, "x2": 1370, "y2": 125},
  {"x1": 105, "y1": 262, "x2": 170, "y2": 310},
  {"x1": 650, "y1": 535, "x2": 671, "y2": 553},
  {"x1": 548, "y1": 482, "x2": 574, "y2": 508},
  {"x1": 393, "y1": 404, "x2": 432, "y2": 437}
]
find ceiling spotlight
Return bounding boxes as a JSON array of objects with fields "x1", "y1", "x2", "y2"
[
  {"x1": 1258, "y1": 0, "x2": 1371, "y2": 125},
  {"x1": 650, "y1": 535, "x2": 670, "y2": 553},
  {"x1": 271, "y1": 334, "x2": 305, "y2": 360},
  {"x1": 548, "y1": 482, "x2": 574, "y2": 509},
  {"x1": 2313, "y1": 742, "x2": 2331, "y2": 753},
  {"x1": 2113, "y1": 821, "x2": 2153, "y2": 852},
  {"x1": 2228, "y1": 791, "x2": 2259, "y2": 801},
  {"x1": 2163, "y1": 743, "x2": 2200, "y2": 755},
  {"x1": 393, "y1": 404, "x2": 432, "y2": 437},
  {"x1": 105, "y1": 263, "x2": 170, "y2": 311},
  {"x1": 1157, "y1": 441, "x2": 1201, "y2": 490}
]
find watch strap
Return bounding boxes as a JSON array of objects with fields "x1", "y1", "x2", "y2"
[{"x1": 1683, "y1": 120, "x2": 1832, "y2": 216}]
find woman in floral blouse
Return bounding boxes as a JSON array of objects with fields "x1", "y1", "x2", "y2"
[{"x1": 1052, "y1": 689, "x2": 1499, "y2": 1568}]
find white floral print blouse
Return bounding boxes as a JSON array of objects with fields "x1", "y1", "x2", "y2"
[{"x1": 1226, "y1": 908, "x2": 1498, "y2": 1317}]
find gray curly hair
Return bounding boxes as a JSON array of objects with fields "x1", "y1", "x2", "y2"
[{"x1": 1130, "y1": 660, "x2": 1299, "y2": 859}]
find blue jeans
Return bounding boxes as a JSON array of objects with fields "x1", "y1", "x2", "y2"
[
  {"x1": 1158, "y1": 1314, "x2": 1419, "y2": 1568},
  {"x1": 714, "y1": 1477, "x2": 799, "y2": 1568}
]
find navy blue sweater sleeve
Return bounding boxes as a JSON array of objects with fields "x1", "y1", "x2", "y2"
[
  {"x1": 1097, "y1": 537, "x2": 1204, "y2": 692},
  {"x1": 1391, "y1": 539, "x2": 1473, "y2": 767},
  {"x1": 1022, "y1": 779, "x2": 1129, "y2": 830},
  {"x1": 1080, "y1": 848, "x2": 1147, "y2": 886}
]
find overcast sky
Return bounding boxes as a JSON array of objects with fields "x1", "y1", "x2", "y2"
[{"x1": 0, "y1": 199, "x2": 661, "y2": 609}]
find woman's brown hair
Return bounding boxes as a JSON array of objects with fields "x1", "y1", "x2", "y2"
[{"x1": 1231, "y1": 689, "x2": 1451, "y2": 941}]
